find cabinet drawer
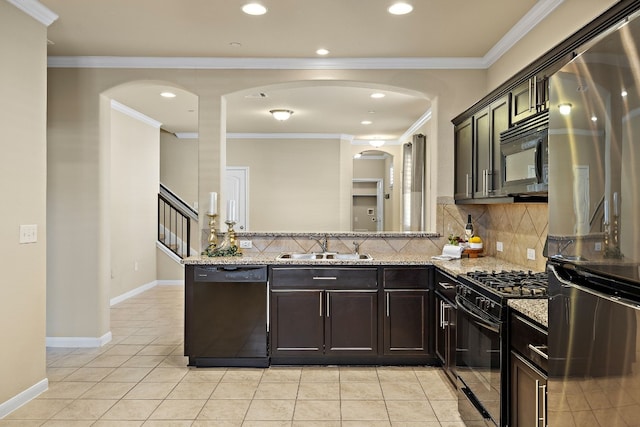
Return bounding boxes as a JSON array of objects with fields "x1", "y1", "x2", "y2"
[
  {"x1": 271, "y1": 267, "x2": 377, "y2": 289},
  {"x1": 434, "y1": 270, "x2": 458, "y2": 301},
  {"x1": 510, "y1": 312, "x2": 548, "y2": 372},
  {"x1": 383, "y1": 267, "x2": 430, "y2": 289}
]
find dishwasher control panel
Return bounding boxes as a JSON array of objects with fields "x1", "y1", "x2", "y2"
[{"x1": 193, "y1": 265, "x2": 267, "y2": 282}]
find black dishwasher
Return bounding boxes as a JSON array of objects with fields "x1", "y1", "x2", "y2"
[{"x1": 185, "y1": 265, "x2": 268, "y2": 367}]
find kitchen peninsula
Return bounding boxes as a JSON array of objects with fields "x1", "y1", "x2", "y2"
[{"x1": 182, "y1": 232, "x2": 547, "y2": 368}]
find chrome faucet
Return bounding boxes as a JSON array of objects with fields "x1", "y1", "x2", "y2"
[
  {"x1": 353, "y1": 241, "x2": 361, "y2": 255},
  {"x1": 310, "y1": 235, "x2": 328, "y2": 253}
]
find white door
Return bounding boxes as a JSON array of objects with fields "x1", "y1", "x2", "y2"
[{"x1": 225, "y1": 167, "x2": 249, "y2": 231}]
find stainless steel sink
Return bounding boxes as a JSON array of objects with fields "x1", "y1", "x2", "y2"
[{"x1": 276, "y1": 252, "x2": 373, "y2": 261}]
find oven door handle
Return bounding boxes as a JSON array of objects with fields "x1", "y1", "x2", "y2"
[{"x1": 456, "y1": 295, "x2": 500, "y2": 333}]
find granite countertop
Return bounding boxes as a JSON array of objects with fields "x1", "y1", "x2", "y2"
[{"x1": 508, "y1": 299, "x2": 548, "y2": 328}]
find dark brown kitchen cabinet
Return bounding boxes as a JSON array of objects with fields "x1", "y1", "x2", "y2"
[
  {"x1": 325, "y1": 290, "x2": 377, "y2": 355},
  {"x1": 269, "y1": 266, "x2": 378, "y2": 363},
  {"x1": 270, "y1": 290, "x2": 324, "y2": 356},
  {"x1": 510, "y1": 312, "x2": 548, "y2": 427},
  {"x1": 456, "y1": 96, "x2": 509, "y2": 201},
  {"x1": 510, "y1": 75, "x2": 549, "y2": 124},
  {"x1": 434, "y1": 269, "x2": 457, "y2": 385},
  {"x1": 382, "y1": 267, "x2": 432, "y2": 356},
  {"x1": 454, "y1": 117, "x2": 473, "y2": 200}
]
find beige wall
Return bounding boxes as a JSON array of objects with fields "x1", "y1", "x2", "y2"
[
  {"x1": 227, "y1": 138, "x2": 343, "y2": 231},
  {"x1": 110, "y1": 107, "x2": 160, "y2": 299},
  {"x1": 160, "y1": 131, "x2": 198, "y2": 209},
  {"x1": 0, "y1": 0, "x2": 48, "y2": 409}
]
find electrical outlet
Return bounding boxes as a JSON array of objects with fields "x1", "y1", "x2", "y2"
[
  {"x1": 239, "y1": 240, "x2": 252, "y2": 249},
  {"x1": 595, "y1": 242, "x2": 602, "y2": 251},
  {"x1": 527, "y1": 248, "x2": 536, "y2": 260},
  {"x1": 496, "y1": 241, "x2": 503, "y2": 252},
  {"x1": 19, "y1": 224, "x2": 38, "y2": 244}
]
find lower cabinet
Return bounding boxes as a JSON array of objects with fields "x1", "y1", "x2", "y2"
[
  {"x1": 510, "y1": 351, "x2": 547, "y2": 427},
  {"x1": 382, "y1": 267, "x2": 432, "y2": 357},
  {"x1": 434, "y1": 269, "x2": 458, "y2": 384},
  {"x1": 270, "y1": 289, "x2": 378, "y2": 359},
  {"x1": 509, "y1": 312, "x2": 548, "y2": 427}
]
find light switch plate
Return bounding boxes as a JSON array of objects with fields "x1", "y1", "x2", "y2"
[
  {"x1": 527, "y1": 248, "x2": 536, "y2": 260},
  {"x1": 20, "y1": 224, "x2": 38, "y2": 244},
  {"x1": 239, "y1": 240, "x2": 252, "y2": 249},
  {"x1": 496, "y1": 241, "x2": 504, "y2": 252},
  {"x1": 595, "y1": 242, "x2": 602, "y2": 251}
]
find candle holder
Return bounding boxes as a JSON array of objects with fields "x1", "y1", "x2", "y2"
[
  {"x1": 202, "y1": 219, "x2": 242, "y2": 257},
  {"x1": 207, "y1": 213, "x2": 218, "y2": 248}
]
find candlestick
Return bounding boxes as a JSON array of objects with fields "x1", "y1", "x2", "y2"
[
  {"x1": 613, "y1": 192, "x2": 619, "y2": 216},
  {"x1": 207, "y1": 213, "x2": 218, "y2": 248},
  {"x1": 208, "y1": 192, "x2": 217, "y2": 215}
]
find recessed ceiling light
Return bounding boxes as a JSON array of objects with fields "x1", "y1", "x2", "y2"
[
  {"x1": 354, "y1": 153, "x2": 362, "y2": 159},
  {"x1": 242, "y1": 3, "x2": 267, "y2": 15},
  {"x1": 229, "y1": 42, "x2": 242, "y2": 47},
  {"x1": 388, "y1": 2, "x2": 413, "y2": 15},
  {"x1": 371, "y1": 93, "x2": 385, "y2": 99},
  {"x1": 160, "y1": 92, "x2": 176, "y2": 98},
  {"x1": 361, "y1": 120, "x2": 372, "y2": 125},
  {"x1": 316, "y1": 48, "x2": 329, "y2": 56},
  {"x1": 369, "y1": 140, "x2": 385, "y2": 147}
]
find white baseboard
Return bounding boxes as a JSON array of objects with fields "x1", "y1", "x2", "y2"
[
  {"x1": 110, "y1": 280, "x2": 157, "y2": 306},
  {"x1": 46, "y1": 331, "x2": 112, "y2": 348},
  {"x1": 0, "y1": 378, "x2": 48, "y2": 419}
]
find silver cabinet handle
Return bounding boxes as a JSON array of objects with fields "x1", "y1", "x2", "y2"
[
  {"x1": 440, "y1": 301, "x2": 445, "y2": 328},
  {"x1": 540, "y1": 383, "x2": 547, "y2": 426},
  {"x1": 313, "y1": 276, "x2": 337, "y2": 280},
  {"x1": 438, "y1": 282, "x2": 455, "y2": 290},
  {"x1": 535, "y1": 379, "x2": 540, "y2": 427},
  {"x1": 319, "y1": 293, "x2": 323, "y2": 317},
  {"x1": 326, "y1": 293, "x2": 330, "y2": 317},
  {"x1": 466, "y1": 173, "x2": 471, "y2": 197},
  {"x1": 530, "y1": 77, "x2": 535, "y2": 112},
  {"x1": 386, "y1": 292, "x2": 390, "y2": 317},
  {"x1": 528, "y1": 344, "x2": 549, "y2": 360}
]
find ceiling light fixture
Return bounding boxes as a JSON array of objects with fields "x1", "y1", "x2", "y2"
[
  {"x1": 371, "y1": 93, "x2": 385, "y2": 99},
  {"x1": 160, "y1": 91, "x2": 176, "y2": 98},
  {"x1": 242, "y1": 3, "x2": 267, "y2": 15},
  {"x1": 361, "y1": 120, "x2": 372, "y2": 125},
  {"x1": 316, "y1": 48, "x2": 329, "y2": 55},
  {"x1": 388, "y1": 2, "x2": 413, "y2": 15},
  {"x1": 369, "y1": 140, "x2": 385, "y2": 147},
  {"x1": 354, "y1": 153, "x2": 362, "y2": 159},
  {"x1": 270, "y1": 109, "x2": 294, "y2": 121},
  {"x1": 558, "y1": 103, "x2": 572, "y2": 115}
]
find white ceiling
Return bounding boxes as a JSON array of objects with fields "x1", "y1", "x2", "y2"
[{"x1": 39, "y1": 0, "x2": 554, "y2": 142}]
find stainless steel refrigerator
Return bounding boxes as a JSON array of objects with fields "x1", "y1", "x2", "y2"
[{"x1": 548, "y1": 8, "x2": 640, "y2": 427}]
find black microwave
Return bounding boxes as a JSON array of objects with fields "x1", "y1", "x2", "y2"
[{"x1": 500, "y1": 111, "x2": 549, "y2": 196}]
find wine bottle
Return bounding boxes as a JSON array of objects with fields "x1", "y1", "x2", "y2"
[{"x1": 465, "y1": 214, "x2": 473, "y2": 241}]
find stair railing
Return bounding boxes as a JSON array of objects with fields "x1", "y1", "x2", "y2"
[{"x1": 158, "y1": 184, "x2": 197, "y2": 259}]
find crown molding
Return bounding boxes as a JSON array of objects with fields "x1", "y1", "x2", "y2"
[
  {"x1": 175, "y1": 132, "x2": 199, "y2": 139},
  {"x1": 483, "y1": 0, "x2": 564, "y2": 67},
  {"x1": 110, "y1": 100, "x2": 162, "y2": 128},
  {"x1": 6, "y1": 0, "x2": 58, "y2": 26},
  {"x1": 48, "y1": 56, "x2": 488, "y2": 70},
  {"x1": 227, "y1": 132, "x2": 353, "y2": 140}
]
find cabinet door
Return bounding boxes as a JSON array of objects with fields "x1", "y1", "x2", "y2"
[
  {"x1": 511, "y1": 78, "x2": 535, "y2": 124},
  {"x1": 510, "y1": 351, "x2": 547, "y2": 427},
  {"x1": 490, "y1": 97, "x2": 509, "y2": 196},
  {"x1": 325, "y1": 290, "x2": 377, "y2": 355},
  {"x1": 454, "y1": 117, "x2": 473, "y2": 200},
  {"x1": 474, "y1": 107, "x2": 491, "y2": 198},
  {"x1": 383, "y1": 290, "x2": 430, "y2": 355},
  {"x1": 434, "y1": 295, "x2": 447, "y2": 364},
  {"x1": 271, "y1": 290, "x2": 323, "y2": 356}
]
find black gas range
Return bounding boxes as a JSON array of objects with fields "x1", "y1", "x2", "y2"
[
  {"x1": 457, "y1": 270, "x2": 548, "y2": 320},
  {"x1": 456, "y1": 269, "x2": 548, "y2": 427}
]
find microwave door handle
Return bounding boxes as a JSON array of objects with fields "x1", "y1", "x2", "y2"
[{"x1": 535, "y1": 139, "x2": 543, "y2": 181}]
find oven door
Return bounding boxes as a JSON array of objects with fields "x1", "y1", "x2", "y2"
[{"x1": 456, "y1": 295, "x2": 502, "y2": 427}]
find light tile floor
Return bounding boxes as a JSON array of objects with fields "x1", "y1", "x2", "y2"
[{"x1": 2, "y1": 285, "x2": 463, "y2": 426}]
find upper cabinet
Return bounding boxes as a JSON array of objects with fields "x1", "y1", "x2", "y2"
[
  {"x1": 454, "y1": 96, "x2": 509, "y2": 202},
  {"x1": 510, "y1": 75, "x2": 549, "y2": 125}
]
